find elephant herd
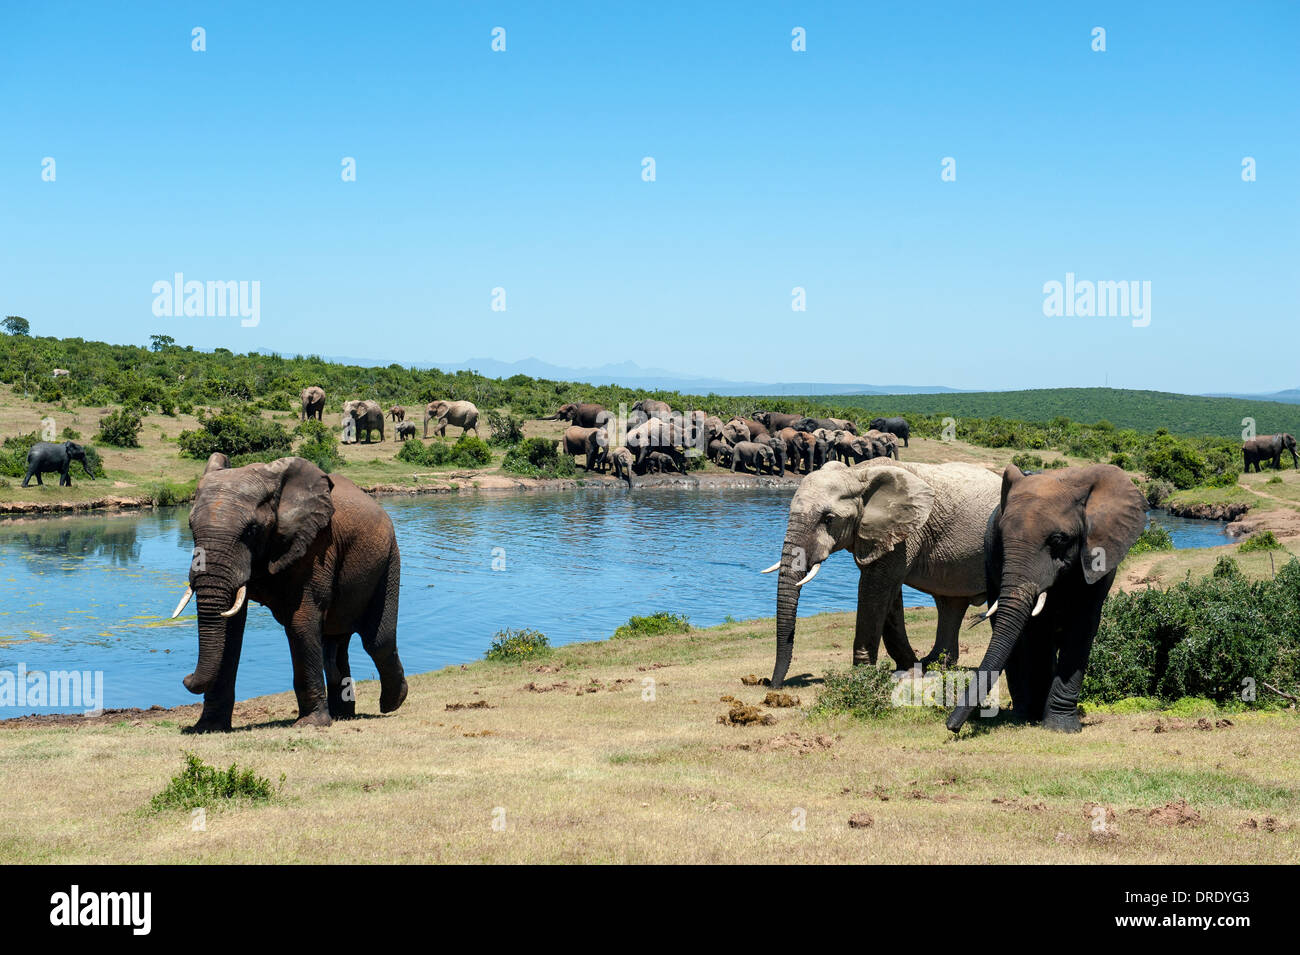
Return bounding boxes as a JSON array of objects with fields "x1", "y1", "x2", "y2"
[
  {"x1": 300, "y1": 387, "x2": 480, "y2": 444},
  {"x1": 549, "y1": 400, "x2": 911, "y2": 486}
]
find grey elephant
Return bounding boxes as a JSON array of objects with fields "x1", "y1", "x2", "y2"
[
  {"x1": 754, "y1": 411, "x2": 804, "y2": 433},
  {"x1": 947, "y1": 464, "x2": 1146, "y2": 734},
  {"x1": 562, "y1": 425, "x2": 608, "y2": 471},
  {"x1": 708, "y1": 438, "x2": 734, "y2": 468},
  {"x1": 721, "y1": 419, "x2": 751, "y2": 445},
  {"x1": 423, "y1": 400, "x2": 480, "y2": 439},
  {"x1": 763, "y1": 459, "x2": 1001, "y2": 686},
  {"x1": 625, "y1": 417, "x2": 686, "y2": 469},
  {"x1": 731, "y1": 440, "x2": 776, "y2": 475},
  {"x1": 632, "y1": 398, "x2": 674, "y2": 421},
  {"x1": 341, "y1": 399, "x2": 385, "y2": 443},
  {"x1": 169, "y1": 454, "x2": 407, "y2": 732},
  {"x1": 641, "y1": 450, "x2": 681, "y2": 474},
  {"x1": 23, "y1": 441, "x2": 96, "y2": 487},
  {"x1": 545, "y1": 402, "x2": 607, "y2": 428},
  {"x1": 395, "y1": 421, "x2": 417, "y2": 441},
  {"x1": 755, "y1": 433, "x2": 788, "y2": 476},
  {"x1": 1243, "y1": 433, "x2": 1298, "y2": 472},
  {"x1": 300, "y1": 386, "x2": 326, "y2": 421},
  {"x1": 609, "y1": 446, "x2": 635, "y2": 486},
  {"x1": 865, "y1": 429, "x2": 899, "y2": 459},
  {"x1": 869, "y1": 416, "x2": 910, "y2": 447}
]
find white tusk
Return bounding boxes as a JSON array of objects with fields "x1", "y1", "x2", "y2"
[
  {"x1": 759, "y1": 561, "x2": 782, "y2": 574},
  {"x1": 220, "y1": 585, "x2": 247, "y2": 618},
  {"x1": 967, "y1": 599, "x2": 999, "y2": 629},
  {"x1": 795, "y1": 562, "x2": 822, "y2": 588},
  {"x1": 985, "y1": 599, "x2": 998, "y2": 615},
  {"x1": 170, "y1": 585, "x2": 193, "y2": 619},
  {"x1": 1031, "y1": 591, "x2": 1047, "y2": 617}
]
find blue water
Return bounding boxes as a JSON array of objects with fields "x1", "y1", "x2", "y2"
[{"x1": 0, "y1": 493, "x2": 1229, "y2": 713}]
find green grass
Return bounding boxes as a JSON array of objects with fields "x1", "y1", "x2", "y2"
[
  {"x1": 149, "y1": 752, "x2": 281, "y2": 812},
  {"x1": 484, "y1": 628, "x2": 551, "y2": 661},
  {"x1": 611, "y1": 612, "x2": 692, "y2": 639}
]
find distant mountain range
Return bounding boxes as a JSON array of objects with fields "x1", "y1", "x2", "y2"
[
  {"x1": 1204, "y1": 389, "x2": 1300, "y2": 405},
  {"x1": 305, "y1": 354, "x2": 966, "y2": 397}
]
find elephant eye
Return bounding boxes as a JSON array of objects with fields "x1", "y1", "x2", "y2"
[{"x1": 1047, "y1": 532, "x2": 1070, "y2": 553}]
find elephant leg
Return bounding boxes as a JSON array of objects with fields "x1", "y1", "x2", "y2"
[
  {"x1": 1041, "y1": 593, "x2": 1107, "y2": 733},
  {"x1": 359, "y1": 546, "x2": 407, "y2": 714},
  {"x1": 286, "y1": 609, "x2": 331, "y2": 727},
  {"x1": 921, "y1": 595, "x2": 968, "y2": 666},
  {"x1": 880, "y1": 587, "x2": 916, "y2": 670},
  {"x1": 189, "y1": 607, "x2": 247, "y2": 733},
  {"x1": 323, "y1": 634, "x2": 355, "y2": 719},
  {"x1": 853, "y1": 550, "x2": 914, "y2": 669}
]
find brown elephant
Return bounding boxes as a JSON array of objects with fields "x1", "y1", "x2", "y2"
[
  {"x1": 609, "y1": 446, "x2": 635, "y2": 486},
  {"x1": 395, "y1": 421, "x2": 417, "y2": 441},
  {"x1": 546, "y1": 403, "x2": 607, "y2": 428},
  {"x1": 341, "y1": 399, "x2": 385, "y2": 443},
  {"x1": 300, "y1": 386, "x2": 326, "y2": 421},
  {"x1": 388, "y1": 405, "x2": 406, "y2": 423},
  {"x1": 562, "y1": 425, "x2": 609, "y2": 471},
  {"x1": 1243, "y1": 433, "x2": 1298, "y2": 472},
  {"x1": 947, "y1": 464, "x2": 1146, "y2": 734},
  {"x1": 424, "y1": 400, "x2": 480, "y2": 438},
  {"x1": 632, "y1": 398, "x2": 674, "y2": 421},
  {"x1": 755, "y1": 411, "x2": 804, "y2": 433},
  {"x1": 168, "y1": 454, "x2": 408, "y2": 732}
]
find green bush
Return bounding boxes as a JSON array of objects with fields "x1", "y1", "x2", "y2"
[
  {"x1": 144, "y1": 479, "x2": 197, "y2": 506},
  {"x1": 150, "y1": 752, "x2": 282, "y2": 812},
  {"x1": 484, "y1": 628, "x2": 550, "y2": 661},
  {"x1": 0, "y1": 433, "x2": 39, "y2": 478},
  {"x1": 292, "y1": 419, "x2": 343, "y2": 471},
  {"x1": 1142, "y1": 479, "x2": 1175, "y2": 508},
  {"x1": 501, "y1": 437, "x2": 576, "y2": 478},
  {"x1": 1143, "y1": 434, "x2": 1209, "y2": 490},
  {"x1": 96, "y1": 407, "x2": 143, "y2": 448},
  {"x1": 60, "y1": 426, "x2": 80, "y2": 440},
  {"x1": 484, "y1": 409, "x2": 526, "y2": 446},
  {"x1": 177, "y1": 409, "x2": 292, "y2": 459},
  {"x1": 809, "y1": 665, "x2": 898, "y2": 720},
  {"x1": 612, "y1": 612, "x2": 691, "y2": 639},
  {"x1": 1084, "y1": 559, "x2": 1300, "y2": 706},
  {"x1": 1239, "y1": 530, "x2": 1283, "y2": 553},
  {"x1": 1011, "y1": 452, "x2": 1044, "y2": 471},
  {"x1": 396, "y1": 435, "x2": 492, "y2": 469},
  {"x1": 1128, "y1": 524, "x2": 1173, "y2": 556}
]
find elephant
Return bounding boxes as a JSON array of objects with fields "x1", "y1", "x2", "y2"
[
  {"x1": 708, "y1": 438, "x2": 734, "y2": 467},
  {"x1": 777, "y1": 428, "x2": 808, "y2": 473},
  {"x1": 625, "y1": 417, "x2": 686, "y2": 469},
  {"x1": 869, "y1": 416, "x2": 910, "y2": 447},
  {"x1": 168, "y1": 454, "x2": 408, "y2": 732},
  {"x1": 641, "y1": 450, "x2": 681, "y2": 474},
  {"x1": 395, "y1": 422, "x2": 417, "y2": 441},
  {"x1": 546, "y1": 403, "x2": 607, "y2": 428},
  {"x1": 834, "y1": 435, "x2": 874, "y2": 464},
  {"x1": 562, "y1": 425, "x2": 608, "y2": 471},
  {"x1": 721, "y1": 419, "x2": 752, "y2": 445},
  {"x1": 789, "y1": 430, "x2": 830, "y2": 472},
  {"x1": 764, "y1": 460, "x2": 1002, "y2": 687},
  {"x1": 388, "y1": 405, "x2": 406, "y2": 423},
  {"x1": 300, "y1": 386, "x2": 326, "y2": 421},
  {"x1": 22, "y1": 441, "x2": 96, "y2": 487},
  {"x1": 754, "y1": 411, "x2": 803, "y2": 433},
  {"x1": 632, "y1": 399, "x2": 674, "y2": 421},
  {"x1": 794, "y1": 416, "x2": 856, "y2": 435},
  {"x1": 866, "y1": 430, "x2": 899, "y2": 459},
  {"x1": 702, "y1": 415, "x2": 726, "y2": 445},
  {"x1": 424, "y1": 400, "x2": 480, "y2": 439},
  {"x1": 341, "y1": 399, "x2": 385, "y2": 443},
  {"x1": 755, "y1": 433, "x2": 788, "y2": 476},
  {"x1": 609, "y1": 446, "x2": 635, "y2": 486},
  {"x1": 946, "y1": 464, "x2": 1147, "y2": 734},
  {"x1": 731, "y1": 440, "x2": 776, "y2": 475},
  {"x1": 1243, "y1": 433, "x2": 1298, "y2": 472}
]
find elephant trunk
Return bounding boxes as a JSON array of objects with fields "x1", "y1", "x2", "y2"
[
  {"x1": 945, "y1": 584, "x2": 1035, "y2": 732},
  {"x1": 771, "y1": 522, "x2": 813, "y2": 688},
  {"x1": 183, "y1": 584, "x2": 241, "y2": 694}
]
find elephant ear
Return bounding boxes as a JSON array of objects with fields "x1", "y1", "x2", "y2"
[
  {"x1": 853, "y1": 465, "x2": 935, "y2": 566},
  {"x1": 263, "y1": 457, "x2": 334, "y2": 576},
  {"x1": 204, "y1": 453, "x2": 231, "y2": 475},
  {"x1": 1073, "y1": 465, "x2": 1147, "y2": 584}
]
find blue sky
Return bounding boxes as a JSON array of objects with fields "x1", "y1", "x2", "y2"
[{"x1": 2, "y1": 1, "x2": 1296, "y2": 392}]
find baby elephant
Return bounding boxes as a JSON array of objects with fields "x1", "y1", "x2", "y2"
[
  {"x1": 609, "y1": 446, "x2": 635, "y2": 486},
  {"x1": 731, "y1": 440, "x2": 776, "y2": 475},
  {"x1": 642, "y1": 450, "x2": 680, "y2": 474},
  {"x1": 395, "y1": 421, "x2": 417, "y2": 441},
  {"x1": 23, "y1": 441, "x2": 96, "y2": 487}
]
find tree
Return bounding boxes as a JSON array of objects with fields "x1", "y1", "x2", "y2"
[
  {"x1": 150, "y1": 334, "x2": 176, "y2": 351},
  {"x1": 2, "y1": 316, "x2": 30, "y2": 336}
]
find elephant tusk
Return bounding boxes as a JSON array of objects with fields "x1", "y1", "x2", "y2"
[
  {"x1": 759, "y1": 561, "x2": 782, "y2": 574},
  {"x1": 966, "y1": 599, "x2": 998, "y2": 628},
  {"x1": 170, "y1": 585, "x2": 193, "y2": 619},
  {"x1": 1031, "y1": 591, "x2": 1047, "y2": 617},
  {"x1": 795, "y1": 562, "x2": 822, "y2": 588},
  {"x1": 220, "y1": 585, "x2": 247, "y2": 618}
]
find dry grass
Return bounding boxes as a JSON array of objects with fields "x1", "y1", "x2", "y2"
[{"x1": 0, "y1": 607, "x2": 1295, "y2": 864}]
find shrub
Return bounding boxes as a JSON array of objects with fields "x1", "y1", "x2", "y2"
[
  {"x1": 484, "y1": 409, "x2": 526, "y2": 446},
  {"x1": 60, "y1": 427, "x2": 80, "y2": 440},
  {"x1": 96, "y1": 407, "x2": 143, "y2": 448},
  {"x1": 177, "y1": 410, "x2": 291, "y2": 459},
  {"x1": 809, "y1": 665, "x2": 897, "y2": 720},
  {"x1": 292, "y1": 419, "x2": 343, "y2": 471},
  {"x1": 612, "y1": 612, "x2": 691, "y2": 639},
  {"x1": 502, "y1": 437, "x2": 576, "y2": 478},
  {"x1": 145, "y1": 479, "x2": 197, "y2": 506},
  {"x1": 1142, "y1": 479, "x2": 1175, "y2": 508},
  {"x1": 1128, "y1": 524, "x2": 1173, "y2": 557},
  {"x1": 1011, "y1": 452, "x2": 1043, "y2": 471},
  {"x1": 396, "y1": 435, "x2": 492, "y2": 469},
  {"x1": 150, "y1": 752, "x2": 281, "y2": 812},
  {"x1": 0, "y1": 432, "x2": 39, "y2": 477},
  {"x1": 1084, "y1": 559, "x2": 1300, "y2": 706},
  {"x1": 1143, "y1": 434, "x2": 1208, "y2": 490},
  {"x1": 1239, "y1": 530, "x2": 1283, "y2": 553},
  {"x1": 485, "y1": 628, "x2": 550, "y2": 661}
]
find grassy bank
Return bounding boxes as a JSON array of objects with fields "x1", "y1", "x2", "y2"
[{"x1": 1, "y1": 606, "x2": 1296, "y2": 864}]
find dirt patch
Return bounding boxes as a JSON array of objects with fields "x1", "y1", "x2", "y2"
[
  {"x1": 762, "y1": 692, "x2": 800, "y2": 707},
  {"x1": 533, "y1": 664, "x2": 564, "y2": 674},
  {"x1": 1240, "y1": 816, "x2": 1284, "y2": 832},
  {"x1": 740, "y1": 674, "x2": 771, "y2": 686},
  {"x1": 992, "y1": 797, "x2": 1047, "y2": 812},
  {"x1": 637, "y1": 663, "x2": 673, "y2": 672},
  {"x1": 717, "y1": 704, "x2": 776, "y2": 726},
  {"x1": 1133, "y1": 799, "x2": 1203, "y2": 827},
  {"x1": 731, "y1": 732, "x2": 836, "y2": 755},
  {"x1": 445, "y1": 701, "x2": 493, "y2": 711},
  {"x1": 522, "y1": 682, "x2": 569, "y2": 693},
  {"x1": 0, "y1": 704, "x2": 179, "y2": 729},
  {"x1": 848, "y1": 812, "x2": 874, "y2": 829},
  {"x1": 575, "y1": 678, "x2": 634, "y2": 695},
  {"x1": 1146, "y1": 717, "x2": 1233, "y2": 733}
]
